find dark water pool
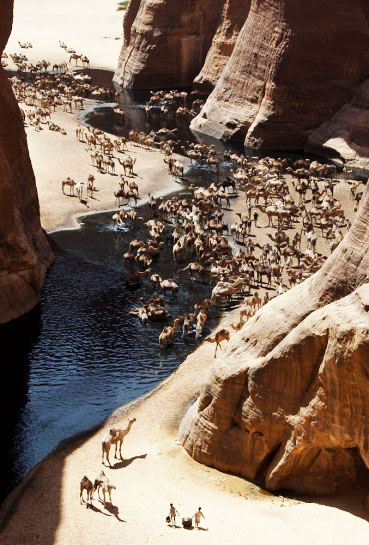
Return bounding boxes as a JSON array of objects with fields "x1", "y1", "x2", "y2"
[{"x1": 0, "y1": 197, "x2": 224, "y2": 505}]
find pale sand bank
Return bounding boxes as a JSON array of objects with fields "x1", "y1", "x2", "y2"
[
  {"x1": 24, "y1": 105, "x2": 181, "y2": 233},
  {"x1": 7, "y1": 0, "x2": 122, "y2": 72}
]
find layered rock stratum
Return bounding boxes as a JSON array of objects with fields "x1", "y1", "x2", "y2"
[
  {"x1": 179, "y1": 185, "x2": 369, "y2": 495},
  {"x1": 0, "y1": 0, "x2": 53, "y2": 324},
  {"x1": 116, "y1": 0, "x2": 369, "y2": 168}
]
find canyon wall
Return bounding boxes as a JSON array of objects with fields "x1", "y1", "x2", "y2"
[
  {"x1": 179, "y1": 185, "x2": 369, "y2": 495},
  {"x1": 116, "y1": 0, "x2": 369, "y2": 164},
  {"x1": 193, "y1": 0, "x2": 251, "y2": 94},
  {"x1": 114, "y1": 0, "x2": 222, "y2": 89},
  {"x1": 0, "y1": 0, "x2": 53, "y2": 324}
]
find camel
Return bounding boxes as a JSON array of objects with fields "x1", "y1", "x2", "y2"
[
  {"x1": 159, "y1": 317, "x2": 184, "y2": 347},
  {"x1": 160, "y1": 279, "x2": 178, "y2": 296},
  {"x1": 205, "y1": 329, "x2": 230, "y2": 358},
  {"x1": 230, "y1": 319, "x2": 246, "y2": 333},
  {"x1": 195, "y1": 310, "x2": 207, "y2": 338},
  {"x1": 80, "y1": 476, "x2": 95, "y2": 507},
  {"x1": 69, "y1": 53, "x2": 82, "y2": 65},
  {"x1": 177, "y1": 262, "x2": 204, "y2": 280},
  {"x1": 81, "y1": 55, "x2": 90, "y2": 68},
  {"x1": 93, "y1": 470, "x2": 116, "y2": 504},
  {"x1": 118, "y1": 156, "x2": 136, "y2": 176},
  {"x1": 102, "y1": 418, "x2": 136, "y2": 466},
  {"x1": 240, "y1": 304, "x2": 254, "y2": 321},
  {"x1": 113, "y1": 418, "x2": 136, "y2": 460},
  {"x1": 75, "y1": 182, "x2": 84, "y2": 201},
  {"x1": 61, "y1": 177, "x2": 76, "y2": 195},
  {"x1": 211, "y1": 278, "x2": 246, "y2": 300}
]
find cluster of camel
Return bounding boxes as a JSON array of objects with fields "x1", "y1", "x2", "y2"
[
  {"x1": 80, "y1": 418, "x2": 136, "y2": 508},
  {"x1": 59, "y1": 40, "x2": 90, "y2": 67},
  {"x1": 106, "y1": 118, "x2": 360, "y2": 352},
  {"x1": 7, "y1": 48, "x2": 361, "y2": 355},
  {"x1": 7, "y1": 43, "x2": 116, "y2": 136},
  {"x1": 145, "y1": 89, "x2": 205, "y2": 124}
]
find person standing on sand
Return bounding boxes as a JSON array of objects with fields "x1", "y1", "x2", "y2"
[
  {"x1": 169, "y1": 503, "x2": 180, "y2": 526},
  {"x1": 193, "y1": 507, "x2": 205, "y2": 528}
]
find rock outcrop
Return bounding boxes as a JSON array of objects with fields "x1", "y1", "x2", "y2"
[
  {"x1": 0, "y1": 0, "x2": 53, "y2": 324},
  {"x1": 114, "y1": 0, "x2": 222, "y2": 89},
  {"x1": 305, "y1": 79, "x2": 369, "y2": 172},
  {"x1": 116, "y1": 0, "x2": 369, "y2": 163},
  {"x1": 191, "y1": 0, "x2": 369, "y2": 149},
  {"x1": 179, "y1": 184, "x2": 369, "y2": 495}
]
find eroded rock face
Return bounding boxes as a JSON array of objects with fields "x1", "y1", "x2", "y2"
[
  {"x1": 179, "y1": 186, "x2": 369, "y2": 495},
  {"x1": 192, "y1": 0, "x2": 369, "y2": 149},
  {"x1": 117, "y1": 0, "x2": 369, "y2": 163},
  {"x1": 193, "y1": 0, "x2": 251, "y2": 94},
  {"x1": 114, "y1": 0, "x2": 222, "y2": 89},
  {"x1": 0, "y1": 0, "x2": 53, "y2": 324}
]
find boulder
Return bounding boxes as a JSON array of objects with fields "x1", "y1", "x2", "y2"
[
  {"x1": 0, "y1": 0, "x2": 53, "y2": 324},
  {"x1": 179, "y1": 185, "x2": 369, "y2": 495}
]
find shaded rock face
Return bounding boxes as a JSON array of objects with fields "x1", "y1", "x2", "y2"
[
  {"x1": 0, "y1": 0, "x2": 53, "y2": 324},
  {"x1": 305, "y1": 79, "x2": 369, "y2": 171},
  {"x1": 192, "y1": 0, "x2": 369, "y2": 149},
  {"x1": 114, "y1": 0, "x2": 222, "y2": 89},
  {"x1": 193, "y1": 0, "x2": 251, "y2": 94},
  {"x1": 179, "y1": 186, "x2": 369, "y2": 495}
]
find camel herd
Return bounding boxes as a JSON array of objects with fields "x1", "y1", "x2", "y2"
[
  {"x1": 108, "y1": 134, "x2": 361, "y2": 352},
  {"x1": 80, "y1": 418, "x2": 136, "y2": 508},
  {"x1": 4, "y1": 42, "x2": 363, "y2": 357}
]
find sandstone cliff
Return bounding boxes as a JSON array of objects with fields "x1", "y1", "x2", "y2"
[
  {"x1": 193, "y1": 0, "x2": 251, "y2": 94},
  {"x1": 191, "y1": 0, "x2": 369, "y2": 149},
  {"x1": 0, "y1": 0, "x2": 53, "y2": 324},
  {"x1": 114, "y1": 0, "x2": 222, "y2": 89},
  {"x1": 116, "y1": 0, "x2": 369, "y2": 164},
  {"x1": 179, "y1": 185, "x2": 369, "y2": 495}
]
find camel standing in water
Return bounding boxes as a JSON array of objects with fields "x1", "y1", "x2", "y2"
[
  {"x1": 205, "y1": 329, "x2": 230, "y2": 358},
  {"x1": 102, "y1": 418, "x2": 136, "y2": 466}
]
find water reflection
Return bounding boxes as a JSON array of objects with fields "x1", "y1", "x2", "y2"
[{"x1": 0, "y1": 195, "x2": 222, "y2": 504}]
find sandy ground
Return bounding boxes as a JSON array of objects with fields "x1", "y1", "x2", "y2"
[
  {"x1": 7, "y1": 0, "x2": 122, "y2": 72},
  {"x1": 24, "y1": 106, "x2": 181, "y2": 232},
  {"x1": 1, "y1": 313, "x2": 369, "y2": 545},
  {"x1": 1, "y1": 3, "x2": 369, "y2": 545}
]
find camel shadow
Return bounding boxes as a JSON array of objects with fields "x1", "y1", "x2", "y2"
[
  {"x1": 103, "y1": 502, "x2": 126, "y2": 522},
  {"x1": 87, "y1": 503, "x2": 111, "y2": 517},
  {"x1": 111, "y1": 453, "x2": 147, "y2": 470}
]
